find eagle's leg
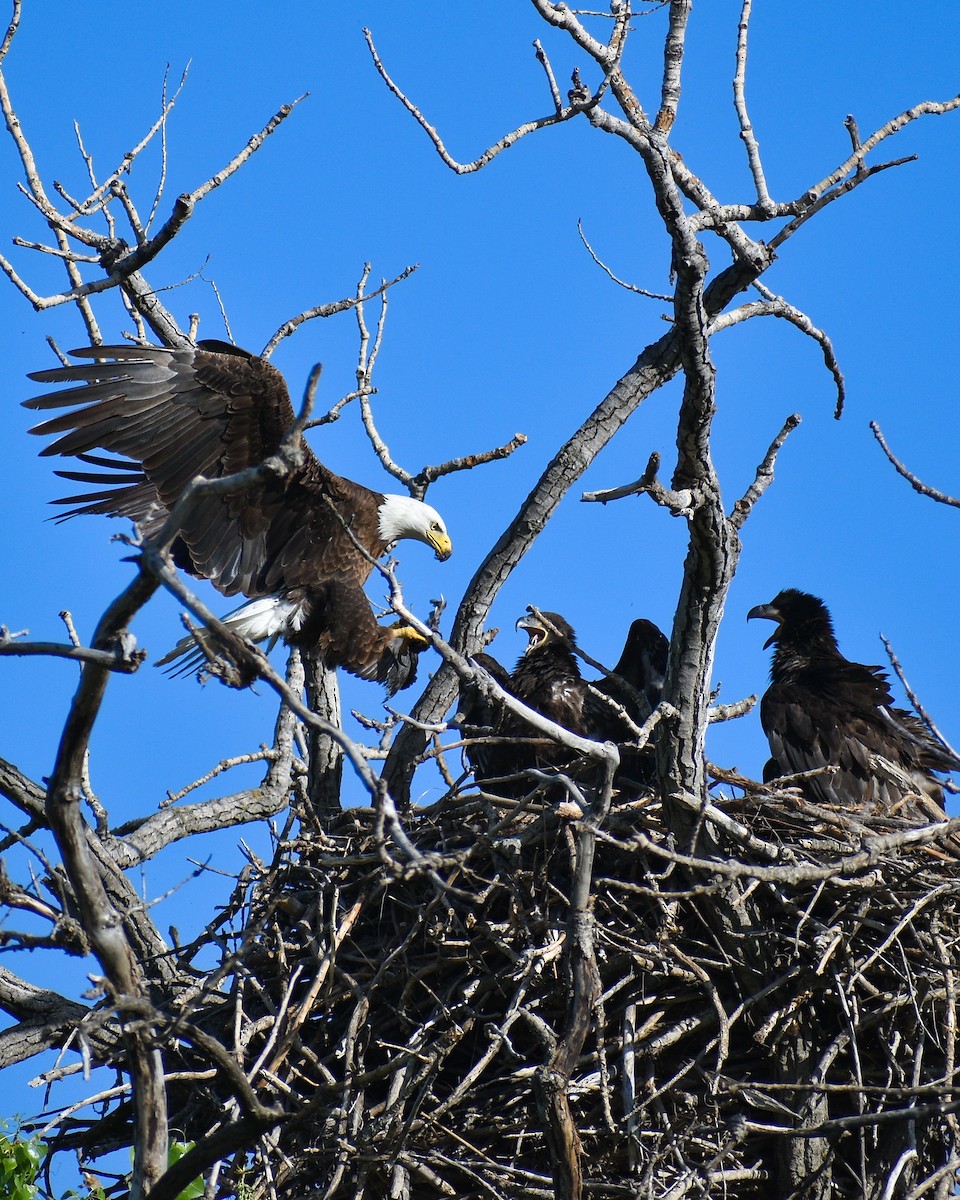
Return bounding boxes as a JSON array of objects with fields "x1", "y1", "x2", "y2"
[{"x1": 298, "y1": 579, "x2": 430, "y2": 695}]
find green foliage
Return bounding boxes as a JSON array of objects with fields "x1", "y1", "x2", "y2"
[
  {"x1": 0, "y1": 1125, "x2": 206, "y2": 1200},
  {"x1": 167, "y1": 1142, "x2": 204, "y2": 1200},
  {"x1": 68, "y1": 1141, "x2": 204, "y2": 1200},
  {"x1": 61, "y1": 1183, "x2": 106, "y2": 1200},
  {"x1": 0, "y1": 1123, "x2": 46, "y2": 1200}
]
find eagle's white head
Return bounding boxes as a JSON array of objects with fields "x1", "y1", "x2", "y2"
[{"x1": 378, "y1": 494, "x2": 452, "y2": 561}]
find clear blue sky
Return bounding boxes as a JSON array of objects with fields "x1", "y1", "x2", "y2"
[{"x1": 1, "y1": 0, "x2": 959, "y2": 1179}]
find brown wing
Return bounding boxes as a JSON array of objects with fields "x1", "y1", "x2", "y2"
[
  {"x1": 761, "y1": 665, "x2": 956, "y2": 812},
  {"x1": 585, "y1": 619, "x2": 669, "y2": 792},
  {"x1": 24, "y1": 344, "x2": 386, "y2": 599}
]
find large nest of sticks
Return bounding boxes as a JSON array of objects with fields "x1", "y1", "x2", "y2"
[{"x1": 136, "y1": 780, "x2": 960, "y2": 1200}]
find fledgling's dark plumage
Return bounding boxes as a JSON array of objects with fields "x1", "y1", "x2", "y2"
[
  {"x1": 593, "y1": 618, "x2": 669, "y2": 716},
  {"x1": 459, "y1": 609, "x2": 667, "y2": 795},
  {"x1": 511, "y1": 611, "x2": 587, "y2": 741},
  {"x1": 24, "y1": 343, "x2": 452, "y2": 693},
  {"x1": 748, "y1": 588, "x2": 958, "y2": 813},
  {"x1": 591, "y1": 618, "x2": 669, "y2": 788},
  {"x1": 457, "y1": 612, "x2": 584, "y2": 793}
]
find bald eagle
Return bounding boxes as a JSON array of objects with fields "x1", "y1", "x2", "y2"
[
  {"x1": 24, "y1": 342, "x2": 452, "y2": 693},
  {"x1": 748, "y1": 589, "x2": 958, "y2": 813},
  {"x1": 460, "y1": 609, "x2": 667, "y2": 795}
]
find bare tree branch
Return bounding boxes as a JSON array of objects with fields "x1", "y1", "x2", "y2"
[
  {"x1": 576, "y1": 218, "x2": 673, "y2": 300},
  {"x1": 0, "y1": 626, "x2": 146, "y2": 672},
  {"x1": 41, "y1": 563, "x2": 169, "y2": 1196},
  {"x1": 732, "y1": 0, "x2": 774, "y2": 212},
  {"x1": 871, "y1": 420, "x2": 960, "y2": 508},
  {"x1": 655, "y1": 0, "x2": 690, "y2": 133},
  {"x1": 260, "y1": 263, "x2": 419, "y2": 359},
  {"x1": 581, "y1": 450, "x2": 695, "y2": 514},
  {"x1": 364, "y1": 26, "x2": 582, "y2": 173},
  {"x1": 710, "y1": 287, "x2": 845, "y2": 417},
  {"x1": 730, "y1": 412, "x2": 802, "y2": 530}
]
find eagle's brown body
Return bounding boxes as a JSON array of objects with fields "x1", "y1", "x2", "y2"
[{"x1": 749, "y1": 589, "x2": 958, "y2": 813}]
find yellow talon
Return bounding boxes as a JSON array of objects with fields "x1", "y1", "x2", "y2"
[{"x1": 389, "y1": 624, "x2": 429, "y2": 646}]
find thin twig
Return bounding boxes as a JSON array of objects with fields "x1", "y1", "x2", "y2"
[
  {"x1": 731, "y1": 413, "x2": 802, "y2": 530},
  {"x1": 577, "y1": 219, "x2": 672, "y2": 300},
  {"x1": 363, "y1": 27, "x2": 581, "y2": 174},
  {"x1": 870, "y1": 421, "x2": 960, "y2": 508},
  {"x1": 732, "y1": 0, "x2": 774, "y2": 211}
]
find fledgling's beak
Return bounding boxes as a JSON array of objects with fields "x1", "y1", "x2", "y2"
[
  {"x1": 747, "y1": 602, "x2": 782, "y2": 650},
  {"x1": 516, "y1": 612, "x2": 546, "y2": 654}
]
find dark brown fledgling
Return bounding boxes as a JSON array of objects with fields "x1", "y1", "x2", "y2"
[
  {"x1": 459, "y1": 609, "x2": 668, "y2": 796},
  {"x1": 748, "y1": 588, "x2": 958, "y2": 815}
]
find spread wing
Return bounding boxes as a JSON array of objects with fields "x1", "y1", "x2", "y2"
[
  {"x1": 24, "y1": 343, "x2": 385, "y2": 599},
  {"x1": 591, "y1": 618, "x2": 668, "y2": 720}
]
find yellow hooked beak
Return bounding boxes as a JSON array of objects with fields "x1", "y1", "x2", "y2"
[{"x1": 429, "y1": 530, "x2": 453, "y2": 562}]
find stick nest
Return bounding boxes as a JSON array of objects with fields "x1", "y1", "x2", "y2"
[
  {"x1": 53, "y1": 782, "x2": 960, "y2": 1199},
  {"x1": 148, "y1": 779, "x2": 959, "y2": 1200}
]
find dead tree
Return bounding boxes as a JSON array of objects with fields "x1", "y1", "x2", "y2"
[{"x1": 0, "y1": 4, "x2": 959, "y2": 1199}]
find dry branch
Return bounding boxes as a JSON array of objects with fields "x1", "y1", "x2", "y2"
[
  {"x1": 871, "y1": 421, "x2": 960, "y2": 509},
  {"x1": 41, "y1": 565, "x2": 169, "y2": 1197}
]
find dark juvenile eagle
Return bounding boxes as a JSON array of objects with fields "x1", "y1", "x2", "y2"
[
  {"x1": 594, "y1": 616, "x2": 669, "y2": 717},
  {"x1": 748, "y1": 588, "x2": 958, "y2": 813},
  {"x1": 461, "y1": 609, "x2": 667, "y2": 795},
  {"x1": 590, "y1": 616, "x2": 669, "y2": 787},
  {"x1": 24, "y1": 342, "x2": 452, "y2": 693}
]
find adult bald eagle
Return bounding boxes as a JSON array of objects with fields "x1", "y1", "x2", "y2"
[
  {"x1": 24, "y1": 342, "x2": 452, "y2": 693},
  {"x1": 460, "y1": 609, "x2": 667, "y2": 795},
  {"x1": 748, "y1": 589, "x2": 958, "y2": 813}
]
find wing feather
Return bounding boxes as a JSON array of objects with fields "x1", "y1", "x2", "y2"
[
  {"x1": 761, "y1": 667, "x2": 955, "y2": 810},
  {"x1": 24, "y1": 344, "x2": 386, "y2": 600}
]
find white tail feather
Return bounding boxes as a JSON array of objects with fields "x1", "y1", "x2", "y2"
[{"x1": 155, "y1": 594, "x2": 305, "y2": 669}]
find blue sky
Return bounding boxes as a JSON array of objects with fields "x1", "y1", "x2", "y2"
[{"x1": 1, "y1": 0, "x2": 959, "y2": 1180}]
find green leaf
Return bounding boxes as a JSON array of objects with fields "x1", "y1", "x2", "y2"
[
  {"x1": 167, "y1": 1141, "x2": 195, "y2": 1165},
  {"x1": 167, "y1": 1141, "x2": 204, "y2": 1200}
]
